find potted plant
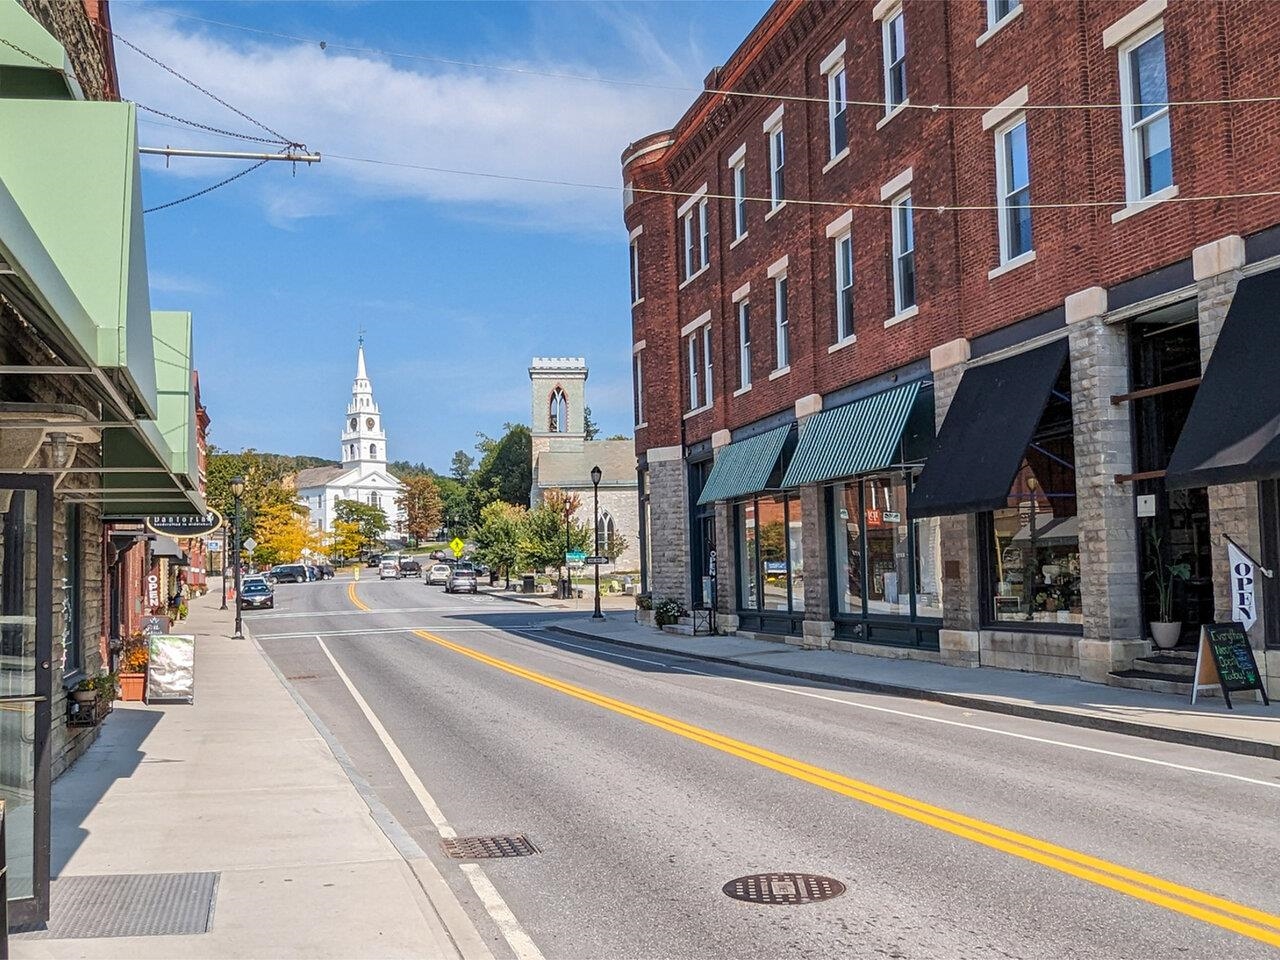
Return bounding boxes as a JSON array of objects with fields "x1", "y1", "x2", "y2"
[
  {"x1": 635, "y1": 592, "x2": 654, "y2": 626},
  {"x1": 1146, "y1": 531, "x2": 1191, "y2": 649},
  {"x1": 70, "y1": 677, "x2": 99, "y2": 705},
  {"x1": 119, "y1": 632, "x2": 149, "y2": 701}
]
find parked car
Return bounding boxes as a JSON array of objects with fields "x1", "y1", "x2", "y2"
[
  {"x1": 238, "y1": 579, "x2": 275, "y2": 610},
  {"x1": 268, "y1": 564, "x2": 308, "y2": 584},
  {"x1": 399, "y1": 557, "x2": 422, "y2": 577},
  {"x1": 426, "y1": 563, "x2": 451, "y2": 585},
  {"x1": 366, "y1": 554, "x2": 383, "y2": 567},
  {"x1": 446, "y1": 563, "x2": 478, "y2": 594},
  {"x1": 379, "y1": 559, "x2": 401, "y2": 580}
]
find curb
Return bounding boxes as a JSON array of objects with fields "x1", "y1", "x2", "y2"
[{"x1": 546, "y1": 624, "x2": 1280, "y2": 761}]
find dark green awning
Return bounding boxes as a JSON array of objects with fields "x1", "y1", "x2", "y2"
[
  {"x1": 696, "y1": 425, "x2": 791, "y2": 505},
  {"x1": 782, "y1": 381, "x2": 922, "y2": 488}
]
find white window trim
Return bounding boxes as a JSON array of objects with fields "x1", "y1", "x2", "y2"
[
  {"x1": 978, "y1": 0, "x2": 1023, "y2": 47},
  {"x1": 732, "y1": 281, "x2": 751, "y2": 303},
  {"x1": 729, "y1": 232, "x2": 749, "y2": 250},
  {"x1": 698, "y1": 197, "x2": 710, "y2": 267},
  {"x1": 767, "y1": 254, "x2": 790, "y2": 278},
  {"x1": 981, "y1": 85, "x2": 1029, "y2": 132},
  {"x1": 677, "y1": 182, "x2": 708, "y2": 218},
  {"x1": 1111, "y1": 183, "x2": 1180, "y2": 223},
  {"x1": 678, "y1": 263, "x2": 710, "y2": 290},
  {"x1": 820, "y1": 39, "x2": 847, "y2": 74},
  {"x1": 823, "y1": 146, "x2": 851, "y2": 175},
  {"x1": 731, "y1": 156, "x2": 748, "y2": 240},
  {"x1": 825, "y1": 209, "x2": 854, "y2": 239},
  {"x1": 628, "y1": 224, "x2": 643, "y2": 241},
  {"x1": 768, "y1": 365, "x2": 791, "y2": 380},
  {"x1": 761, "y1": 103, "x2": 785, "y2": 133},
  {"x1": 727, "y1": 142, "x2": 747, "y2": 167},
  {"x1": 702, "y1": 324, "x2": 714, "y2": 406},
  {"x1": 890, "y1": 190, "x2": 915, "y2": 316},
  {"x1": 683, "y1": 404, "x2": 714, "y2": 420},
  {"x1": 834, "y1": 229, "x2": 856, "y2": 343},
  {"x1": 629, "y1": 238, "x2": 643, "y2": 307},
  {"x1": 767, "y1": 121, "x2": 785, "y2": 210},
  {"x1": 824, "y1": 48, "x2": 848, "y2": 161},
  {"x1": 884, "y1": 303, "x2": 919, "y2": 328},
  {"x1": 733, "y1": 384, "x2": 752, "y2": 398},
  {"x1": 827, "y1": 335, "x2": 857, "y2": 354},
  {"x1": 987, "y1": 249, "x2": 1037, "y2": 280},
  {"x1": 1117, "y1": 19, "x2": 1173, "y2": 205},
  {"x1": 632, "y1": 338, "x2": 647, "y2": 354},
  {"x1": 773, "y1": 272, "x2": 789, "y2": 371},
  {"x1": 681, "y1": 311, "x2": 712, "y2": 338},
  {"x1": 765, "y1": 200, "x2": 787, "y2": 221},
  {"x1": 633, "y1": 350, "x2": 644, "y2": 426},
  {"x1": 737, "y1": 299, "x2": 751, "y2": 390},
  {"x1": 879, "y1": 166, "x2": 914, "y2": 201},
  {"x1": 875, "y1": 98, "x2": 911, "y2": 130},
  {"x1": 994, "y1": 113, "x2": 1032, "y2": 265},
  {"x1": 1102, "y1": 0, "x2": 1167, "y2": 49},
  {"x1": 686, "y1": 333, "x2": 699, "y2": 411},
  {"x1": 881, "y1": 4, "x2": 907, "y2": 116}
]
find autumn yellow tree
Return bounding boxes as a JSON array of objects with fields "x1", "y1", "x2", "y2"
[
  {"x1": 252, "y1": 501, "x2": 312, "y2": 566},
  {"x1": 326, "y1": 519, "x2": 363, "y2": 562},
  {"x1": 397, "y1": 474, "x2": 444, "y2": 545}
]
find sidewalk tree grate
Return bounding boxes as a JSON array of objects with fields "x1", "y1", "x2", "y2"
[
  {"x1": 722, "y1": 873, "x2": 846, "y2": 905},
  {"x1": 442, "y1": 835, "x2": 540, "y2": 859},
  {"x1": 13, "y1": 872, "x2": 219, "y2": 939}
]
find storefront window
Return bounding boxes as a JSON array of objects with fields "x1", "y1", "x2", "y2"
[
  {"x1": 864, "y1": 475, "x2": 910, "y2": 616},
  {"x1": 985, "y1": 366, "x2": 1081, "y2": 626},
  {"x1": 832, "y1": 483, "x2": 863, "y2": 614},
  {"x1": 914, "y1": 515, "x2": 944, "y2": 619},
  {"x1": 736, "y1": 493, "x2": 802, "y2": 614}
]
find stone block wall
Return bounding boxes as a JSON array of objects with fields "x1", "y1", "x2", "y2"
[
  {"x1": 19, "y1": 0, "x2": 117, "y2": 101},
  {"x1": 645, "y1": 452, "x2": 691, "y2": 606}
]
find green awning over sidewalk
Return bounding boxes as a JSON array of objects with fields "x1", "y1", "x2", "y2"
[
  {"x1": 781, "y1": 380, "x2": 922, "y2": 488},
  {"x1": 0, "y1": 0, "x2": 83, "y2": 100},
  {"x1": 697, "y1": 425, "x2": 792, "y2": 505},
  {"x1": 0, "y1": 99, "x2": 156, "y2": 418},
  {"x1": 101, "y1": 312, "x2": 203, "y2": 518}
]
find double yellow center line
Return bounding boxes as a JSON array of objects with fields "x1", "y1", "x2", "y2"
[{"x1": 345, "y1": 583, "x2": 1280, "y2": 947}]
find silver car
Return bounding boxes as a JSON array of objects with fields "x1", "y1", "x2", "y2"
[{"x1": 379, "y1": 559, "x2": 401, "y2": 580}]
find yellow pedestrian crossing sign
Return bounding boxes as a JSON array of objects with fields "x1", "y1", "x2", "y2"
[{"x1": 449, "y1": 537, "x2": 466, "y2": 558}]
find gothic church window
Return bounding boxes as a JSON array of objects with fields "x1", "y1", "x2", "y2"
[{"x1": 550, "y1": 387, "x2": 568, "y2": 433}]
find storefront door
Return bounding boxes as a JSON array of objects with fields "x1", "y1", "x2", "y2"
[{"x1": 0, "y1": 475, "x2": 52, "y2": 925}]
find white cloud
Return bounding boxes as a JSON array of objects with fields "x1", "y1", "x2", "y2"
[{"x1": 113, "y1": 8, "x2": 695, "y2": 234}]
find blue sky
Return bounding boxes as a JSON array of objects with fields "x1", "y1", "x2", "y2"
[{"x1": 110, "y1": 0, "x2": 769, "y2": 470}]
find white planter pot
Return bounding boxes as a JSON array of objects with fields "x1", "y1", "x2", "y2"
[
  {"x1": 1150, "y1": 620, "x2": 1182, "y2": 649},
  {"x1": 635, "y1": 609, "x2": 655, "y2": 627}
]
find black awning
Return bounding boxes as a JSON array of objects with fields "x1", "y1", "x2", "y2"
[
  {"x1": 908, "y1": 338, "x2": 1068, "y2": 517},
  {"x1": 1166, "y1": 270, "x2": 1280, "y2": 489}
]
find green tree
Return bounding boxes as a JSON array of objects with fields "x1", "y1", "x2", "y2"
[
  {"x1": 519, "y1": 489, "x2": 590, "y2": 573},
  {"x1": 469, "y1": 424, "x2": 532, "y2": 513},
  {"x1": 397, "y1": 474, "x2": 443, "y2": 545},
  {"x1": 583, "y1": 405, "x2": 599, "y2": 441},
  {"x1": 604, "y1": 434, "x2": 630, "y2": 441},
  {"x1": 473, "y1": 501, "x2": 527, "y2": 588},
  {"x1": 433, "y1": 474, "x2": 473, "y2": 537},
  {"x1": 602, "y1": 529, "x2": 630, "y2": 564},
  {"x1": 450, "y1": 450, "x2": 474, "y2": 482},
  {"x1": 334, "y1": 498, "x2": 390, "y2": 554}
]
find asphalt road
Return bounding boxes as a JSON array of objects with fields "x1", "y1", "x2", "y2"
[{"x1": 247, "y1": 573, "x2": 1280, "y2": 960}]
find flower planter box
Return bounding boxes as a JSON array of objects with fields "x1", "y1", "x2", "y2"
[
  {"x1": 635, "y1": 609, "x2": 655, "y2": 627},
  {"x1": 119, "y1": 672, "x2": 146, "y2": 702}
]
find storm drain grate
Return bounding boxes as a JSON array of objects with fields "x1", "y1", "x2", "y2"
[
  {"x1": 13, "y1": 872, "x2": 219, "y2": 939},
  {"x1": 722, "y1": 873, "x2": 846, "y2": 905},
  {"x1": 442, "y1": 835, "x2": 540, "y2": 859},
  {"x1": 285, "y1": 674, "x2": 318, "y2": 681}
]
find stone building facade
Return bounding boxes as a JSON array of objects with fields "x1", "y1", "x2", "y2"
[{"x1": 622, "y1": 0, "x2": 1280, "y2": 692}]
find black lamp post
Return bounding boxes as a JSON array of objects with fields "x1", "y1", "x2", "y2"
[
  {"x1": 218, "y1": 527, "x2": 228, "y2": 611},
  {"x1": 231, "y1": 475, "x2": 245, "y2": 638},
  {"x1": 563, "y1": 497, "x2": 572, "y2": 600},
  {"x1": 591, "y1": 465, "x2": 604, "y2": 620}
]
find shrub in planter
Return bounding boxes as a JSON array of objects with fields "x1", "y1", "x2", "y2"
[
  {"x1": 654, "y1": 597, "x2": 687, "y2": 627},
  {"x1": 635, "y1": 592, "x2": 653, "y2": 611},
  {"x1": 119, "y1": 632, "x2": 149, "y2": 701},
  {"x1": 70, "y1": 677, "x2": 99, "y2": 704}
]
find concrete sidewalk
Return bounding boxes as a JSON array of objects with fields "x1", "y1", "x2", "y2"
[
  {"x1": 547, "y1": 614, "x2": 1280, "y2": 760},
  {"x1": 15, "y1": 590, "x2": 484, "y2": 959}
]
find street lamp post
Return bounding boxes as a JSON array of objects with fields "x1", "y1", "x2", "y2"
[
  {"x1": 563, "y1": 498, "x2": 572, "y2": 600},
  {"x1": 231, "y1": 475, "x2": 245, "y2": 638},
  {"x1": 591, "y1": 465, "x2": 604, "y2": 620},
  {"x1": 219, "y1": 533, "x2": 228, "y2": 610}
]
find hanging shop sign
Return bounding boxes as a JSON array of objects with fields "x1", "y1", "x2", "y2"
[
  {"x1": 146, "y1": 571, "x2": 160, "y2": 610},
  {"x1": 145, "y1": 510, "x2": 225, "y2": 539},
  {"x1": 1224, "y1": 536, "x2": 1273, "y2": 631},
  {"x1": 1190, "y1": 622, "x2": 1270, "y2": 709}
]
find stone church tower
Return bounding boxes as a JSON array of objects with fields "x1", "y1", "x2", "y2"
[{"x1": 529, "y1": 357, "x2": 587, "y2": 460}]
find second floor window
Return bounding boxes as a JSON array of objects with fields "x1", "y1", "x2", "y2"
[
  {"x1": 733, "y1": 160, "x2": 747, "y2": 238},
  {"x1": 738, "y1": 300, "x2": 752, "y2": 390},
  {"x1": 629, "y1": 237, "x2": 642, "y2": 303},
  {"x1": 987, "y1": 0, "x2": 1020, "y2": 30},
  {"x1": 774, "y1": 275, "x2": 790, "y2": 370},
  {"x1": 633, "y1": 350, "x2": 644, "y2": 425},
  {"x1": 768, "y1": 123, "x2": 785, "y2": 208},
  {"x1": 996, "y1": 116, "x2": 1033, "y2": 262},
  {"x1": 687, "y1": 327, "x2": 713, "y2": 410},
  {"x1": 827, "y1": 63, "x2": 848, "y2": 158},
  {"x1": 835, "y1": 232, "x2": 855, "y2": 342},
  {"x1": 681, "y1": 198, "x2": 710, "y2": 280},
  {"x1": 1120, "y1": 24, "x2": 1173, "y2": 201},
  {"x1": 883, "y1": 8, "x2": 907, "y2": 112},
  {"x1": 892, "y1": 193, "x2": 916, "y2": 314}
]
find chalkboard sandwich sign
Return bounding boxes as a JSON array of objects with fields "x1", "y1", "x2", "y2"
[{"x1": 1191, "y1": 622, "x2": 1270, "y2": 709}]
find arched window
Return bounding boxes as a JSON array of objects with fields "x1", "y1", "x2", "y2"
[
  {"x1": 549, "y1": 387, "x2": 568, "y2": 433},
  {"x1": 349, "y1": 444, "x2": 356, "y2": 459},
  {"x1": 596, "y1": 510, "x2": 616, "y2": 553},
  {"x1": 369, "y1": 443, "x2": 378, "y2": 459},
  {"x1": 369, "y1": 491, "x2": 380, "y2": 509}
]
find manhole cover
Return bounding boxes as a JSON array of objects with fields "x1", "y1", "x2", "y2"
[
  {"x1": 442, "y1": 835, "x2": 540, "y2": 859},
  {"x1": 722, "y1": 873, "x2": 846, "y2": 905}
]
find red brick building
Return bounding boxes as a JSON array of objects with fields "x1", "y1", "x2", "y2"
[{"x1": 623, "y1": 0, "x2": 1280, "y2": 690}]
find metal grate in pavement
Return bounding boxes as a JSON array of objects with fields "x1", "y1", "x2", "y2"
[
  {"x1": 722, "y1": 873, "x2": 846, "y2": 905},
  {"x1": 441, "y1": 835, "x2": 540, "y2": 859},
  {"x1": 13, "y1": 872, "x2": 219, "y2": 939}
]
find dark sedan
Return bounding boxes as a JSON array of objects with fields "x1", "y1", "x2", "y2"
[{"x1": 238, "y1": 579, "x2": 275, "y2": 610}]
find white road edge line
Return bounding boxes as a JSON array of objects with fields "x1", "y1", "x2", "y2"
[
  {"x1": 504, "y1": 629, "x2": 1280, "y2": 792},
  {"x1": 315, "y1": 636, "x2": 546, "y2": 960}
]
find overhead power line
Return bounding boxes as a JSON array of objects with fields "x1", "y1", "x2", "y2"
[
  {"x1": 143, "y1": 157, "x2": 271, "y2": 213},
  {"x1": 158, "y1": 8, "x2": 1280, "y2": 113},
  {"x1": 324, "y1": 152, "x2": 1280, "y2": 214}
]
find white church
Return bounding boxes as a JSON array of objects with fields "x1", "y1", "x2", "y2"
[{"x1": 294, "y1": 341, "x2": 406, "y2": 541}]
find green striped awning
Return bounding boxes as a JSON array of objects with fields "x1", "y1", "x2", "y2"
[
  {"x1": 696, "y1": 424, "x2": 791, "y2": 505},
  {"x1": 781, "y1": 381, "x2": 922, "y2": 488}
]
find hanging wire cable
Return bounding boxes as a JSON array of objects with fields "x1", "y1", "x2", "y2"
[
  {"x1": 158, "y1": 8, "x2": 1280, "y2": 113},
  {"x1": 323, "y1": 152, "x2": 1280, "y2": 214},
  {"x1": 143, "y1": 157, "x2": 271, "y2": 213},
  {"x1": 135, "y1": 102, "x2": 285, "y2": 146},
  {"x1": 110, "y1": 29, "x2": 302, "y2": 147}
]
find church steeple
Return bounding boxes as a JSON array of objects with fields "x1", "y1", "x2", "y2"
[{"x1": 341, "y1": 340, "x2": 388, "y2": 468}]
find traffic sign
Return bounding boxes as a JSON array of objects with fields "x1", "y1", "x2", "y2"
[
  {"x1": 449, "y1": 536, "x2": 466, "y2": 558},
  {"x1": 243, "y1": 537, "x2": 257, "y2": 553},
  {"x1": 566, "y1": 551, "x2": 587, "y2": 563},
  {"x1": 585, "y1": 556, "x2": 608, "y2": 565}
]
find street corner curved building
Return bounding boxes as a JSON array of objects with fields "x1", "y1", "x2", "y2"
[{"x1": 620, "y1": 0, "x2": 1280, "y2": 693}]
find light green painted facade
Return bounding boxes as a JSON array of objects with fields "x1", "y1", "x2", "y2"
[{"x1": 0, "y1": 0, "x2": 82, "y2": 100}]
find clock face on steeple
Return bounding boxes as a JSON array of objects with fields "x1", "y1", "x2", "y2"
[
  {"x1": 366, "y1": 417, "x2": 375, "y2": 430},
  {"x1": 349, "y1": 417, "x2": 357, "y2": 431}
]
